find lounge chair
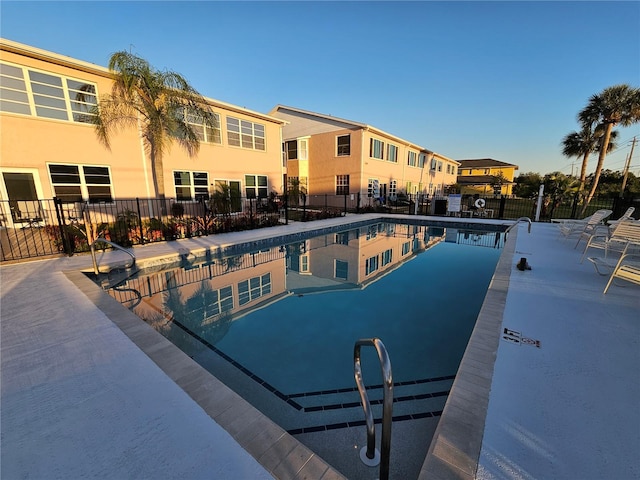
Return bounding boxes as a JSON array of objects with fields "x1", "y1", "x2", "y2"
[
  {"x1": 557, "y1": 209, "x2": 612, "y2": 246},
  {"x1": 607, "y1": 207, "x2": 635, "y2": 227},
  {"x1": 603, "y1": 252, "x2": 640, "y2": 294},
  {"x1": 580, "y1": 220, "x2": 640, "y2": 263}
]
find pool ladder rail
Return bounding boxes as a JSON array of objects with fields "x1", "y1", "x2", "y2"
[
  {"x1": 90, "y1": 237, "x2": 136, "y2": 275},
  {"x1": 354, "y1": 338, "x2": 393, "y2": 480},
  {"x1": 505, "y1": 217, "x2": 532, "y2": 234}
]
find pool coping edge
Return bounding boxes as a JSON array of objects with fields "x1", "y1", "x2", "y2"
[{"x1": 64, "y1": 268, "x2": 347, "y2": 480}]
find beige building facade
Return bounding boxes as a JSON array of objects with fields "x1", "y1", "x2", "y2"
[
  {"x1": 269, "y1": 106, "x2": 459, "y2": 206},
  {"x1": 0, "y1": 39, "x2": 285, "y2": 228}
]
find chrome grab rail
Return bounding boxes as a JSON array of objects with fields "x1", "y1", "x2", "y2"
[
  {"x1": 354, "y1": 338, "x2": 393, "y2": 480},
  {"x1": 506, "y1": 216, "x2": 532, "y2": 234},
  {"x1": 90, "y1": 237, "x2": 136, "y2": 274}
]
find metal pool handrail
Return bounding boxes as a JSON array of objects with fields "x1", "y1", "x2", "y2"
[
  {"x1": 506, "y1": 217, "x2": 532, "y2": 234},
  {"x1": 90, "y1": 237, "x2": 136, "y2": 274},
  {"x1": 354, "y1": 337, "x2": 393, "y2": 480}
]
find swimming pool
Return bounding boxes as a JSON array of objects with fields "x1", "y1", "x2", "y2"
[{"x1": 102, "y1": 220, "x2": 504, "y2": 478}]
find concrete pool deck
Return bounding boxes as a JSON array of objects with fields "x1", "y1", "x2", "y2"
[{"x1": 1, "y1": 214, "x2": 638, "y2": 479}]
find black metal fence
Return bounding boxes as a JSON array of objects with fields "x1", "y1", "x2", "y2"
[{"x1": 1, "y1": 193, "x2": 637, "y2": 262}]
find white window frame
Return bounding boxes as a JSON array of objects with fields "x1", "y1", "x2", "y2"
[
  {"x1": 48, "y1": 163, "x2": 114, "y2": 203},
  {"x1": 245, "y1": 174, "x2": 268, "y2": 199},
  {"x1": 226, "y1": 116, "x2": 266, "y2": 150},
  {"x1": 365, "y1": 255, "x2": 379, "y2": 275},
  {"x1": 418, "y1": 153, "x2": 426, "y2": 168},
  {"x1": 336, "y1": 174, "x2": 350, "y2": 195},
  {"x1": 370, "y1": 138, "x2": 384, "y2": 160},
  {"x1": 387, "y1": 144, "x2": 398, "y2": 163},
  {"x1": 238, "y1": 273, "x2": 271, "y2": 306},
  {"x1": 335, "y1": 259, "x2": 348, "y2": 280},
  {"x1": 407, "y1": 151, "x2": 417, "y2": 167},
  {"x1": 389, "y1": 180, "x2": 397, "y2": 197},
  {"x1": 185, "y1": 111, "x2": 222, "y2": 144},
  {"x1": 382, "y1": 248, "x2": 393, "y2": 266},
  {"x1": 1, "y1": 61, "x2": 98, "y2": 123},
  {"x1": 173, "y1": 170, "x2": 209, "y2": 201},
  {"x1": 298, "y1": 138, "x2": 308, "y2": 161}
]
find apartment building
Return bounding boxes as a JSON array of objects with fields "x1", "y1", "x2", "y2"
[
  {"x1": 268, "y1": 105, "x2": 459, "y2": 206},
  {"x1": 456, "y1": 158, "x2": 519, "y2": 196},
  {"x1": 0, "y1": 39, "x2": 285, "y2": 228}
]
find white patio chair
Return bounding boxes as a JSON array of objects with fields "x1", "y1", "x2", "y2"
[
  {"x1": 557, "y1": 209, "x2": 612, "y2": 246},
  {"x1": 603, "y1": 251, "x2": 640, "y2": 294},
  {"x1": 580, "y1": 220, "x2": 640, "y2": 263},
  {"x1": 607, "y1": 207, "x2": 635, "y2": 227}
]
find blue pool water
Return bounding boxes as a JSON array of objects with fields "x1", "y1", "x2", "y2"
[{"x1": 104, "y1": 220, "x2": 503, "y2": 435}]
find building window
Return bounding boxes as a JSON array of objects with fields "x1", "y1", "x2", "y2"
[
  {"x1": 430, "y1": 157, "x2": 437, "y2": 170},
  {"x1": 1, "y1": 62, "x2": 97, "y2": 123},
  {"x1": 335, "y1": 259, "x2": 348, "y2": 280},
  {"x1": 194, "y1": 285, "x2": 233, "y2": 317},
  {"x1": 48, "y1": 164, "x2": 113, "y2": 203},
  {"x1": 174, "y1": 171, "x2": 209, "y2": 201},
  {"x1": 299, "y1": 139, "x2": 308, "y2": 160},
  {"x1": 226, "y1": 116, "x2": 265, "y2": 150},
  {"x1": 245, "y1": 174, "x2": 268, "y2": 198},
  {"x1": 484, "y1": 169, "x2": 490, "y2": 174},
  {"x1": 335, "y1": 233, "x2": 349, "y2": 245},
  {"x1": 382, "y1": 248, "x2": 393, "y2": 266},
  {"x1": 185, "y1": 111, "x2": 221, "y2": 144},
  {"x1": 337, "y1": 135, "x2": 351, "y2": 156},
  {"x1": 402, "y1": 241, "x2": 411, "y2": 256},
  {"x1": 408, "y1": 151, "x2": 417, "y2": 167},
  {"x1": 336, "y1": 175, "x2": 350, "y2": 195},
  {"x1": 437, "y1": 161, "x2": 443, "y2": 172},
  {"x1": 285, "y1": 140, "x2": 297, "y2": 160},
  {"x1": 238, "y1": 273, "x2": 271, "y2": 306},
  {"x1": 368, "y1": 178, "x2": 378, "y2": 198},
  {"x1": 452, "y1": 166, "x2": 457, "y2": 175},
  {"x1": 389, "y1": 180, "x2": 397, "y2": 197},
  {"x1": 370, "y1": 138, "x2": 384, "y2": 160},
  {"x1": 387, "y1": 144, "x2": 398, "y2": 163},
  {"x1": 365, "y1": 255, "x2": 379, "y2": 275},
  {"x1": 418, "y1": 153, "x2": 426, "y2": 168}
]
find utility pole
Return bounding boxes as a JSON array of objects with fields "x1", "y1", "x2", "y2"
[{"x1": 620, "y1": 136, "x2": 636, "y2": 198}]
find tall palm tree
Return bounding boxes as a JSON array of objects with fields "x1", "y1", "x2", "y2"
[
  {"x1": 91, "y1": 51, "x2": 218, "y2": 199},
  {"x1": 561, "y1": 125, "x2": 618, "y2": 195},
  {"x1": 578, "y1": 84, "x2": 640, "y2": 213}
]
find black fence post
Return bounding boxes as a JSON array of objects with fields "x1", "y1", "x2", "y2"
[
  {"x1": 284, "y1": 194, "x2": 289, "y2": 225},
  {"x1": 53, "y1": 197, "x2": 73, "y2": 255},
  {"x1": 249, "y1": 198, "x2": 254, "y2": 228},
  {"x1": 357, "y1": 192, "x2": 361, "y2": 213},
  {"x1": 498, "y1": 196, "x2": 506, "y2": 219},
  {"x1": 136, "y1": 198, "x2": 144, "y2": 245},
  {"x1": 570, "y1": 192, "x2": 579, "y2": 219}
]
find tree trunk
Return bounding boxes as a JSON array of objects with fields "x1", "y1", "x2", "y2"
[
  {"x1": 149, "y1": 142, "x2": 168, "y2": 215},
  {"x1": 578, "y1": 151, "x2": 589, "y2": 194},
  {"x1": 581, "y1": 123, "x2": 613, "y2": 216}
]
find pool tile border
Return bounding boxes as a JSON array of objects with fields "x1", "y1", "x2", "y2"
[
  {"x1": 418, "y1": 224, "x2": 517, "y2": 479},
  {"x1": 65, "y1": 269, "x2": 347, "y2": 480}
]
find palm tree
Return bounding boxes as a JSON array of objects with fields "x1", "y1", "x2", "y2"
[
  {"x1": 578, "y1": 84, "x2": 640, "y2": 213},
  {"x1": 91, "y1": 51, "x2": 218, "y2": 200},
  {"x1": 561, "y1": 125, "x2": 618, "y2": 195}
]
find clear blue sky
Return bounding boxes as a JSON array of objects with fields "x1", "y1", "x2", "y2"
[{"x1": 2, "y1": 1, "x2": 639, "y2": 176}]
